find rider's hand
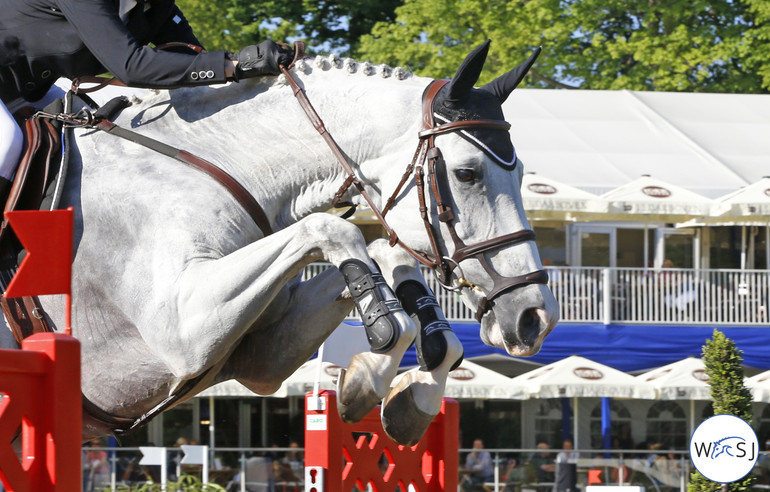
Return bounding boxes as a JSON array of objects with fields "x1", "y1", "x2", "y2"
[{"x1": 227, "y1": 41, "x2": 293, "y2": 81}]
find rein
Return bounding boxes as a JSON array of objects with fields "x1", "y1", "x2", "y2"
[{"x1": 280, "y1": 68, "x2": 548, "y2": 322}]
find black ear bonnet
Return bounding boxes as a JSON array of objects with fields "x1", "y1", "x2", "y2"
[{"x1": 427, "y1": 40, "x2": 541, "y2": 170}]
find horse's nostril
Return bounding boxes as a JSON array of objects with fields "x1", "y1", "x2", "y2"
[{"x1": 516, "y1": 307, "x2": 543, "y2": 347}]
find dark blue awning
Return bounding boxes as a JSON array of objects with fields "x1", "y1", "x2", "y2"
[{"x1": 389, "y1": 322, "x2": 770, "y2": 372}]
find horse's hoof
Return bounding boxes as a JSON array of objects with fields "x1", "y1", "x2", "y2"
[
  {"x1": 381, "y1": 375, "x2": 436, "y2": 446},
  {"x1": 336, "y1": 355, "x2": 385, "y2": 423}
]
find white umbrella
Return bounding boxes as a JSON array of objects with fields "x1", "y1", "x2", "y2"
[
  {"x1": 282, "y1": 359, "x2": 344, "y2": 396},
  {"x1": 510, "y1": 355, "x2": 657, "y2": 400},
  {"x1": 394, "y1": 359, "x2": 526, "y2": 400},
  {"x1": 677, "y1": 177, "x2": 770, "y2": 269},
  {"x1": 635, "y1": 357, "x2": 711, "y2": 435},
  {"x1": 636, "y1": 357, "x2": 710, "y2": 400},
  {"x1": 602, "y1": 175, "x2": 713, "y2": 221},
  {"x1": 196, "y1": 380, "x2": 287, "y2": 398},
  {"x1": 521, "y1": 172, "x2": 609, "y2": 222},
  {"x1": 510, "y1": 355, "x2": 657, "y2": 446},
  {"x1": 745, "y1": 369, "x2": 770, "y2": 402}
]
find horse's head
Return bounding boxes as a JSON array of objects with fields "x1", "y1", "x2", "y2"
[{"x1": 393, "y1": 41, "x2": 559, "y2": 356}]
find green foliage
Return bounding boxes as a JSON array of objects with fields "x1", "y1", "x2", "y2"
[
  {"x1": 688, "y1": 330, "x2": 756, "y2": 492},
  {"x1": 175, "y1": 0, "x2": 401, "y2": 54},
  {"x1": 356, "y1": 0, "x2": 770, "y2": 92},
  {"x1": 97, "y1": 474, "x2": 227, "y2": 491}
]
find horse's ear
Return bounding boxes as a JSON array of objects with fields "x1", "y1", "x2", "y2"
[
  {"x1": 446, "y1": 40, "x2": 491, "y2": 104},
  {"x1": 481, "y1": 46, "x2": 542, "y2": 103}
]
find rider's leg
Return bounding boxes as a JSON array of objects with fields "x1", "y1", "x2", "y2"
[{"x1": 0, "y1": 99, "x2": 23, "y2": 197}]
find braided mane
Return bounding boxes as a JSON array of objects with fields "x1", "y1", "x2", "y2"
[{"x1": 293, "y1": 53, "x2": 413, "y2": 81}]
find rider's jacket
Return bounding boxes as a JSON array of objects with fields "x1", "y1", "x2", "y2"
[{"x1": 0, "y1": 0, "x2": 228, "y2": 102}]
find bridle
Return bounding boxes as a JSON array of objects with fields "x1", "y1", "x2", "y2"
[{"x1": 283, "y1": 69, "x2": 548, "y2": 323}]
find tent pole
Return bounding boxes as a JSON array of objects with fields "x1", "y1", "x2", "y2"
[
  {"x1": 690, "y1": 400, "x2": 695, "y2": 437},
  {"x1": 209, "y1": 396, "x2": 215, "y2": 453},
  {"x1": 766, "y1": 226, "x2": 770, "y2": 270},
  {"x1": 573, "y1": 397, "x2": 579, "y2": 447},
  {"x1": 741, "y1": 226, "x2": 747, "y2": 270}
]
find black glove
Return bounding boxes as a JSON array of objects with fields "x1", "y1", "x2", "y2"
[{"x1": 228, "y1": 40, "x2": 293, "y2": 80}]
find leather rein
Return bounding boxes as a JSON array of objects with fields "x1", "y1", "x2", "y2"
[{"x1": 280, "y1": 68, "x2": 548, "y2": 322}]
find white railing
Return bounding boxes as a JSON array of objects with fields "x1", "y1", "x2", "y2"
[{"x1": 303, "y1": 263, "x2": 769, "y2": 326}]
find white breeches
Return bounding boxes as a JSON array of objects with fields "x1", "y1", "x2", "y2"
[{"x1": 0, "y1": 100, "x2": 23, "y2": 181}]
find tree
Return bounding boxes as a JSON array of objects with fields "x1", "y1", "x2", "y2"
[
  {"x1": 175, "y1": 0, "x2": 401, "y2": 54},
  {"x1": 688, "y1": 330, "x2": 755, "y2": 492},
  {"x1": 356, "y1": 0, "x2": 770, "y2": 92}
]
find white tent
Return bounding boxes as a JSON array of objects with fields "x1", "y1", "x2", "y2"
[
  {"x1": 635, "y1": 357, "x2": 711, "y2": 435},
  {"x1": 601, "y1": 175, "x2": 713, "y2": 221},
  {"x1": 395, "y1": 359, "x2": 526, "y2": 400},
  {"x1": 521, "y1": 172, "x2": 609, "y2": 222},
  {"x1": 504, "y1": 89, "x2": 769, "y2": 199}
]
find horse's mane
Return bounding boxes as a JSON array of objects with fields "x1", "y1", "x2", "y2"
[
  {"x1": 294, "y1": 53, "x2": 414, "y2": 81},
  {"x1": 124, "y1": 54, "x2": 415, "y2": 110}
]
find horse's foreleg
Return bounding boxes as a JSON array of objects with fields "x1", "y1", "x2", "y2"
[
  {"x1": 334, "y1": 254, "x2": 418, "y2": 424},
  {"x1": 364, "y1": 240, "x2": 464, "y2": 446},
  {"x1": 153, "y1": 213, "x2": 402, "y2": 381},
  {"x1": 220, "y1": 267, "x2": 353, "y2": 395}
]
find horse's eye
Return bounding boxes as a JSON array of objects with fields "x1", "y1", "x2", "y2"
[{"x1": 455, "y1": 169, "x2": 475, "y2": 183}]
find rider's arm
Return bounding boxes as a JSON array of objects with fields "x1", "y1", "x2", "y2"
[{"x1": 56, "y1": 0, "x2": 232, "y2": 87}]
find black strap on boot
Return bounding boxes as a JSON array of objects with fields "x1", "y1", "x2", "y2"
[
  {"x1": 396, "y1": 280, "x2": 463, "y2": 371},
  {"x1": 339, "y1": 259, "x2": 403, "y2": 353}
]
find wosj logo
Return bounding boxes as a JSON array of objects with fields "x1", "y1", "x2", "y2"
[{"x1": 690, "y1": 414, "x2": 758, "y2": 483}]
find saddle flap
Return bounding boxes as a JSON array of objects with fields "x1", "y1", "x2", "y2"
[{"x1": 0, "y1": 105, "x2": 63, "y2": 247}]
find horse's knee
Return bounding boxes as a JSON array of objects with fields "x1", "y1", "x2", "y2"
[
  {"x1": 367, "y1": 238, "x2": 424, "y2": 287},
  {"x1": 303, "y1": 213, "x2": 365, "y2": 246}
]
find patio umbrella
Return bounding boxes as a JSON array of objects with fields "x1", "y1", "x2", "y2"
[
  {"x1": 510, "y1": 355, "x2": 657, "y2": 446},
  {"x1": 635, "y1": 357, "x2": 711, "y2": 434},
  {"x1": 521, "y1": 172, "x2": 609, "y2": 222},
  {"x1": 745, "y1": 369, "x2": 770, "y2": 403},
  {"x1": 683, "y1": 176, "x2": 770, "y2": 226},
  {"x1": 677, "y1": 177, "x2": 770, "y2": 270},
  {"x1": 601, "y1": 175, "x2": 713, "y2": 222},
  {"x1": 394, "y1": 359, "x2": 526, "y2": 400}
]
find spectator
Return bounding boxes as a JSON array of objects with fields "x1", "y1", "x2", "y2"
[
  {"x1": 83, "y1": 438, "x2": 109, "y2": 491},
  {"x1": 462, "y1": 438, "x2": 494, "y2": 490},
  {"x1": 526, "y1": 442, "x2": 555, "y2": 492},
  {"x1": 553, "y1": 439, "x2": 579, "y2": 492},
  {"x1": 281, "y1": 441, "x2": 304, "y2": 483}
]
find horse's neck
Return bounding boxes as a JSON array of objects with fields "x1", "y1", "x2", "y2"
[{"x1": 125, "y1": 61, "x2": 428, "y2": 229}]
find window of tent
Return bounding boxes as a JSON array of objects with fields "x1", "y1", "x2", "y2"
[
  {"x1": 646, "y1": 401, "x2": 687, "y2": 449},
  {"x1": 534, "y1": 399, "x2": 567, "y2": 447},
  {"x1": 589, "y1": 400, "x2": 632, "y2": 449}
]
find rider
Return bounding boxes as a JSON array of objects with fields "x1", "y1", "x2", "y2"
[{"x1": 0, "y1": 0, "x2": 293, "y2": 198}]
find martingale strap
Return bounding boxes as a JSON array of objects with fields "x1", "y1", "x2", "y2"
[
  {"x1": 34, "y1": 97, "x2": 274, "y2": 237},
  {"x1": 93, "y1": 117, "x2": 274, "y2": 236}
]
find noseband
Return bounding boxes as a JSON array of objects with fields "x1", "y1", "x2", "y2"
[{"x1": 282, "y1": 71, "x2": 548, "y2": 323}]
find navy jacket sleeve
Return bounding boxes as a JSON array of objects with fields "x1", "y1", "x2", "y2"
[{"x1": 55, "y1": 0, "x2": 228, "y2": 88}]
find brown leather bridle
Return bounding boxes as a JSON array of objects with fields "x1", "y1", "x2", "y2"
[{"x1": 282, "y1": 67, "x2": 548, "y2": 323}]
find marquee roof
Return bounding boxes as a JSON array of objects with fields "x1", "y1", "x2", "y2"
[{"x1": 503, "y1": 89, "x2": 770, "y2": 199}]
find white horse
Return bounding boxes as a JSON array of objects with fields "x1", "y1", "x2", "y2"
[{"x1": 4, "y1": 41, "x2": 558, "y2": 446}]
